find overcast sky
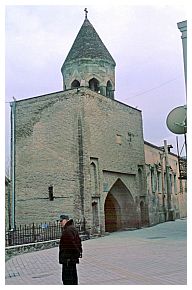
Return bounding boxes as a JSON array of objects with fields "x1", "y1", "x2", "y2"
[{"x1": 4, "y1": 3, "x2": 187, "y2": 170}]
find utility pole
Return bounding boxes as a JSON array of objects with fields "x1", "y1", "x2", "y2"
[
  {"x1": 10, "y1": 98, "x2": 16, "y2": 230},
  {"x1": 160, "y1": 152, "x2": 166, "y2": 221},
  {"x1": 164, "y1": 140, "x2": 173, "y2": 221}
]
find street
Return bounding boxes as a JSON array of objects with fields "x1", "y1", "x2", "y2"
[{"x1": 5, "y1": 218, "x2": 187, "y2": 285}]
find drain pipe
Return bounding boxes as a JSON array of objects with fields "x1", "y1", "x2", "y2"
[{"x1": 10, "y1": 98, "x2": 16, "y2": 230}]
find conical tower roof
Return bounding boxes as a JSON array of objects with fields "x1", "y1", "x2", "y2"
[{"x1": 63, "y1": 18, "x2": 116, "y2": 66}]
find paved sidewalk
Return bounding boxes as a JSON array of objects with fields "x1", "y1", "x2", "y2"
[{"x1": 5, "y1": 218, "x2": 187, "y2": 285}]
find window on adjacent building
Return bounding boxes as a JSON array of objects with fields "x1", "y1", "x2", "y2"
[
  {"x1": 174, "y1": 174, "x2": 177, "y2": 194},
  {"x1": 164, "y1": 172, "x2": 167, "y2": 193},
  {"x1": 169, "y1": 173, "x2": 173, "y2": 194},
  {"x1": 157, "y1": 171, "x2": 162, "y2": 193},
  {"x1": 151, "y1": 168, "x2": 156, "y2": 193}
]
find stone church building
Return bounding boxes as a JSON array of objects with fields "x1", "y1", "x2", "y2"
[{"x1": 9, "y1": 12, "x2": 186, "y2": 233}]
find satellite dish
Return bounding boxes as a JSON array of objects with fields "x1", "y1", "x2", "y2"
[{"x1": 166, "y1": 105, "x2": 187, "y2": 134}]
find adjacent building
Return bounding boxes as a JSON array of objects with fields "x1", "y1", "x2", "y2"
[{"x1": 144, "y1": 141, "x2": 187, "y2": 226}]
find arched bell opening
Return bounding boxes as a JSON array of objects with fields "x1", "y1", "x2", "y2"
[
  {"x1": 71, "y1": 79, "x2": 80, "y2": 89},
  {"x1": 89, "y1": 78, "x2": 100, "y2": 93},
  {"x1": 106, "y1": 80, "x2": 113, "y2": 98}
]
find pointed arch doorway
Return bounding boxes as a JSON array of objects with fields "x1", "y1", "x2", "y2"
[
  {"x1": 104, "y1": 193, "x2": 121, "y2": 232},
  {"x1": 104, "y1": 179, "x2": 137, "y2": 232}
]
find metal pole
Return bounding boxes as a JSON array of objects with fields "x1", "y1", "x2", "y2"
[
  {"x1": 10, "y1": 99, "x2": 16, "y2": 230},
  {"x1": 184, "y1": 133, "x2": 187, "y2": 157},
  {"x1": 176, "y1": 136, "x2": 183, "y2": 194},
  {"x1": 176, "y1": 136, "x2": 181, "y2": 178},
  {"x1": 164, "y1": 140, "x2": 172, "y2": 221},
  {"x1": 160, "y1": 152, "x2": 166, "y2": 221},
  {"x1": 7, "y1": 180, "x2": 11, "y2": 230}
]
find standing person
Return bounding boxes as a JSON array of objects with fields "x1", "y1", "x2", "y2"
[{"x1": 59, "y1": 214, "x2": 82, "y2": 285}]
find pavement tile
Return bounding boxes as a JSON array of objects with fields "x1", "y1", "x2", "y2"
[{"x1": 5, "y1": 219, "x2": 187, "y2": 285}]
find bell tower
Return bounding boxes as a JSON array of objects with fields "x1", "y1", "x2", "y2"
[{"x1": 61, "y1": 9, "x2": 116, "y2": 99}]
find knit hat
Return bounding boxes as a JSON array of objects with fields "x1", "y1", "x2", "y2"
[{"x1": 59, "y1": 214, "x2": 69, "y2": 221}]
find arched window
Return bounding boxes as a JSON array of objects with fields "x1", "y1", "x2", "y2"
[
  {"x1": 90, "y1": 162, "x2": 98, "y2": 196},
  {"x1": 89, "y1": 78, "x2": 99, "y2": 92},
  {"x1": 106, "y1": 80, "x2": 112, "y2": 97},
  {"x1": 138, "y1": 168, "x2": 143, "y2": 194},
  {"x1": 71, "y1": 80, "x2": 80, "y2": 89}
]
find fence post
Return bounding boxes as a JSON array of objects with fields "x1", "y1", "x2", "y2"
[
  {"x1": 7, "y1": 229, "x2": 14, "y2": 246},
  {"x1": 32, "y1": 223, "x2": 36, "y2": 242}
]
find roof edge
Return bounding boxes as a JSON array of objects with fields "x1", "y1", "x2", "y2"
[{"x1": 144, "y1": 140, "x2": 178, "y2": 157}]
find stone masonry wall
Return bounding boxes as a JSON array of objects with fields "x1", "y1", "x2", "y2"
[
  {"x1": 14, "y1": 87, "x2": 147, "y2": 231},
  {"x1": 80, "y1": 89, "x2": 147, "y2": 230},
  {"x1": 15, "y1": 90, "x2": 83, "y2": 225}
]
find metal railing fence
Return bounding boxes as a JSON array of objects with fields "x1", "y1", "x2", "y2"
[{"x1": 5, "y1": 219, "x2": 86, "y2": 247}]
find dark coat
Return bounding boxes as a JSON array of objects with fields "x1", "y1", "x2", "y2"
[{"x1": 59, "y1": 219, "x2": 82, "y2": 264}]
